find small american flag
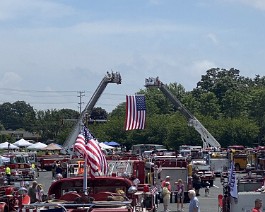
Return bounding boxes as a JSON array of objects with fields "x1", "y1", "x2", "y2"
[
  {"x1": 151, "y1": 186, "x2": 158, "y2": 195},
  {"x1": 125, "y1": 95, "x2": 146, "y2": 130}
]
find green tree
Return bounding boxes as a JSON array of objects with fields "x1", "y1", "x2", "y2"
[
  {"x1": 0, "y1": 101, "x2": 36, "y2": 130},
  {"x1": 90, "y1": 107, "x2": 108, "y2": 120},
  {"x1": 221, "y1": 90, "x2": 248, "y2": 118},
  {"x1": 197, "y1": 92, "x2": 220, "y2": 118}
]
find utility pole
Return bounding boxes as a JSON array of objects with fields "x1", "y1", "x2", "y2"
[{"x1": 77, "y1": 91, "x2": 85, "y2": 114}]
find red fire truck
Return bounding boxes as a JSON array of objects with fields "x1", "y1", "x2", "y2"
[
  {"x1": 37, "y1": 155, "x2": 70, "y2": 171},
  {"x1": 1, "y1": 153, "x2": 35, "y2": 181}
]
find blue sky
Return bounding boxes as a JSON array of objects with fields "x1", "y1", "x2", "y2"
[{"x1": 0, "y1": 0, "x2": 265, "y2": 113}]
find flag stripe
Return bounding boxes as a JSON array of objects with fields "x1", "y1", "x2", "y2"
[
  {"x1": 125, "y1": 95, "x2": 146, "y2": 131},
  {"x1": 73, "y1": 126, "x2": 108, "y2": 178}
]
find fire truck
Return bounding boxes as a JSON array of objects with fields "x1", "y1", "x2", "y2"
[
  {"x1": 38, "y1": 176, "x2": 156, "y2": 212},
  {"x1": 1, "y1": 152, "x2": 35, "y2": 181},
  {"x1": 145, "y1": 77, "x2": 221, "y2": 150},
  {"x1": 37, "y1": 154, "x2": 70, "y2": 171},
  {"x1": 227, "y1": 146, "x2": 249, "y2": 171},
  {"x1": 63, "y1": 71, "x2": 122, "y2": 153},
  {"x1": 107, "y1": 159, "x2": 146, "y2": 184},
  {"x1": 209, "y1": 151, "x2": 229, "y2": 176},
  {"x1": 105, "y1": 158, "x2": 157, "y2": 211}
]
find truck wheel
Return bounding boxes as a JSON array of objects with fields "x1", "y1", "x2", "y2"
[{"x1": 235, "y1": 163, "x2": 240, "y2": 171}]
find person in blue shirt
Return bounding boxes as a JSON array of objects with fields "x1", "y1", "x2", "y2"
[{"x1": 188, "y1": 189, "x2": 200, "y2": 212}]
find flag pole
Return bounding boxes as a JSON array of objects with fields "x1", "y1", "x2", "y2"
[
  {"x1": 83, "y1": 155, "x2": 88, "y2": 195},
  {"x1": 83, "y1": 116, "x2": 88, "y2": 195}
]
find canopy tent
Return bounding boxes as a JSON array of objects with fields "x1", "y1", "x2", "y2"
[
  {"x1": 43, "y1": 143, "x2": 62, "y2": 151},
  {"x1": 0, "y1": 142, "x2": 19, "y2": 149},
  {"x1": 14, "y1": 138, "x2": 33, "y2": 147},
  {"x1": 99, "y1": 142, "x2": 115, "y2": 150},
  {"x1": 106, "y1": 141, "x2": 120, "y2": 147},
  {"x1": 27, "y1": 142, "x2": 47, "y2": 150}
]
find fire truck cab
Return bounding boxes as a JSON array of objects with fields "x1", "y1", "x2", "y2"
[{"x1": 2, "y1": 153, "x2": 35, "y2": 181}]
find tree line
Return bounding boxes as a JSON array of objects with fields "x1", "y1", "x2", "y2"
[{"x1": 1, "y1": 68, "x2": 265, "y2": 150}]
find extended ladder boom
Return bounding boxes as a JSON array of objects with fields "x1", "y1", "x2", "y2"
[
  {"x1": 63, "y1": 72, "x2": 121, "y2": 150},
  {"x1": 145, "y1": 77, "x2": 221, "y2": 149}
]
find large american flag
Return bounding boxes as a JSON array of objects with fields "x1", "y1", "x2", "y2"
[
  {"x1": 125, "y1": 95, "x2": 146, "y2": 130},
  {"x1": 74, "y1": 125, "x2": 108, "y2": 177}
]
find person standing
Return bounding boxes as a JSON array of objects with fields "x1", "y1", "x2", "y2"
[
  {"x1": 175, "y1": 179, "x2": 184, "y2": 212},
  {"x1": 192, "y1": 171, "x2": 201, "y2": 196},
  {"x1": 36, "y1": 184, "x2": 44, "y2": 202},
  {"x1": 51, "y1": 161, "x2": 57, "y2": 179},
  {"x1": 5, "y1": 166, "x2": 11, "y2": 185},
  {"x1": 162, "y1": 176, "x2": 171, "y2": 191},
  {"x1": 28, "y1": 181, "x2": 38, "y2": 203},
  {"x1": 188, "y1": 189, "x2": 200, "y2": 212},
  {"x1": 162, "y1": 182, "x2": 171, "y2": 212},
  {"x1": 55, "y1": 162, "x2": 63, "y2": 176},
  {"x1": 252, "y1": 199, "x2": 262, "y2": 212}
]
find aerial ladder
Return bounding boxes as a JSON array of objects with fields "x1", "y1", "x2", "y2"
[
  {"x1": 145, "y1": 77, "x2": 221, "y2": 149},
  {"x1": 63, "y1": 71, "x2": 122, "y2": 151}
]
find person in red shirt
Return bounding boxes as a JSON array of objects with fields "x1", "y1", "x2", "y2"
[
  {"x1": 252, "y1": 198, "x2": 262, "y2": 212},
  {"x1": 162, "y1": 176, "x2": 171, "y2": 191}
]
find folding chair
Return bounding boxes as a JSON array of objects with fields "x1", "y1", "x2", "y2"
[{"x1": 218, "y1": 194, "x2": 223, "y2": 212}]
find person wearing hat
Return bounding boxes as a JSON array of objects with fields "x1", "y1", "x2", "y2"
[
  {"x1": 162, "y1": 176, "x2": 171, "y2": 191},
  {"x1": 162, "y1": 182, "x2": 171, "y2": 212}
]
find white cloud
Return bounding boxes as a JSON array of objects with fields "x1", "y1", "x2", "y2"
[
  {"x1": 192, "y1": 60, "x2": 217, "y2": 75},
  {"x1": 227, "y1": 0, "x2": 265, "y2": 11},
  {"x1": 70, "y1": 21, "x2": 194, "y2": 36},
  {"x1": 0, "y1": 72, "x2": 22, "y2": 87},
  {"x1": 0, "y1": 0, "x2": 75, "y2": 22},
  {"x1": 241, "y1": 0, "x2": 265, "y2": 10}
]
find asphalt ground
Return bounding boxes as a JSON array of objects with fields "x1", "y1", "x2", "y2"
[{"x1": 35, "y1": 171, "x2": 224, "y2": 212}]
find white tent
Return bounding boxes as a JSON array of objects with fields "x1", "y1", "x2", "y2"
[
  {"x1": 14, "y1": 138, "x2": 33, "y2": 147},
  {"x1": 27, "y1": 142, "x2": 47, "y2": 150},
  {"x1": 99, "y1": 142, "x2": 115, "y2": 150},
  {"x1": 0, "y1": 142, "x2": 19, "y2": 149}
]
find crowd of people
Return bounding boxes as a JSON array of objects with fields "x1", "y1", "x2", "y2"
[
  {"x1": 160, "y1": 175, "x2": 264, "y2": 212},
  {"x1": 161, "y1": 175, "x2": 200, "y2": 212}
]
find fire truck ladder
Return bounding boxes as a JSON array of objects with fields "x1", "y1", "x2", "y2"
[
  {"x1": 145, "y1": 77, "x2": 221, "y2": 149},
  {"x1": 63, "y1": 72, "x2": 122, "y2": 151}
]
